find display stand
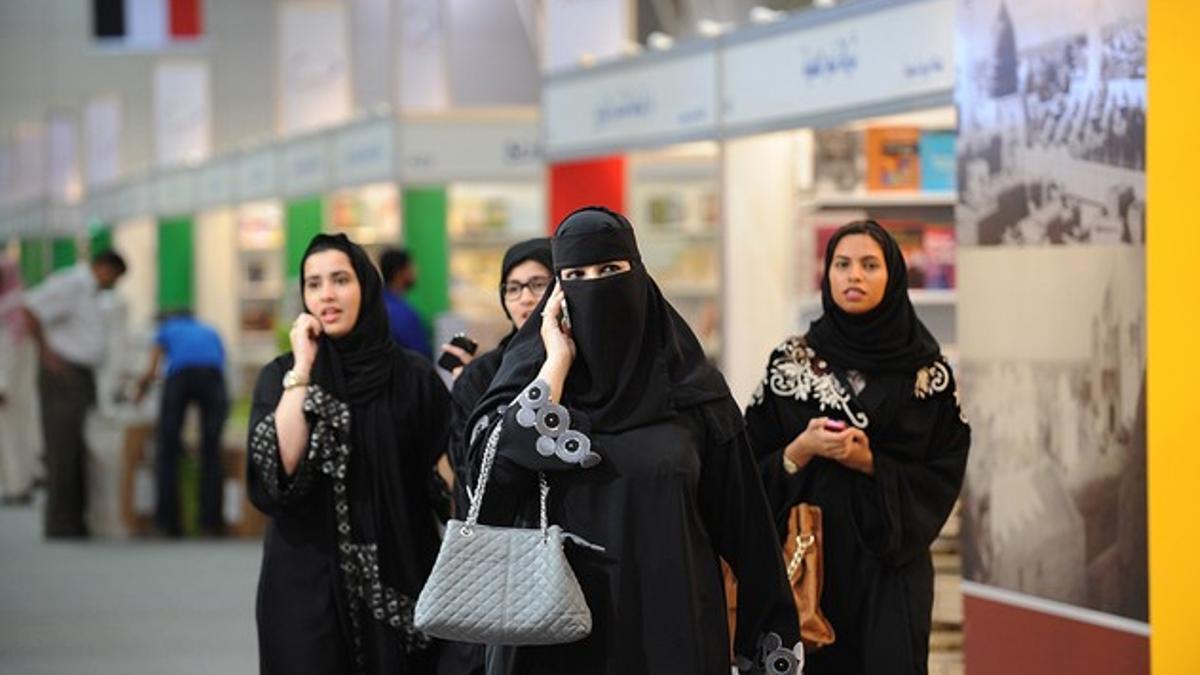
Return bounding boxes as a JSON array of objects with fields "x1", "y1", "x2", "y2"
[
  {"x1": 542, "y1": 44, "x2": 724, "y2": 361},
  {"x1": 398, "y1": 109, "x2": 543, "y2": 355}
]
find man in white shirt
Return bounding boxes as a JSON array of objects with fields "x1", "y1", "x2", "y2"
[{"x1": 22, "y1": 250, "x2": 127, "y2": 538}]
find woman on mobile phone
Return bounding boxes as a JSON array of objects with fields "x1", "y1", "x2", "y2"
[
  {"x1": 439, "y1": 237, "x2": 553, "y2": 675},
  {"x1": 246, "y1": 233, "x2": 451, "y2": 674},
  {"x1": 465, "y1": 207, "x2": 801, "y2": 675},
  {"x1": 745, "y1": 220, "x2": 970, "y2": 675}
]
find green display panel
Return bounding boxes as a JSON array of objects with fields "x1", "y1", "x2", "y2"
[
  {"x1": 402, "y1": 187, "x2": 450, "y2": 330},
  {"x1": 157, "y1": 217, "x2": 195, "y2": 311},
  {"x1": 89, "y1": 225, "x2": 114, "y2": 255},
  {"x1": 51, "y1": 238, "x2": 77, "y2": 271},
  {"x1": 285, "y1": 197, "x2": 325, "y2": 281},
  {"x1": 20, "y1": 239, "x2": 49, "y2": 286}
]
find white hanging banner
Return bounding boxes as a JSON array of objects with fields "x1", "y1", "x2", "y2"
[
  {"x1": 236, "y1": 148, "x2": 279, "y2": 202},
  {"x1": 542, "y1": 46, "x2": 718, "y2": 158},
  {"x1": 282, "y1": 134, "x2": 332, "y2": 198},
  {"x1": 84, "y1": 97, "x2": 122, "y2": 189},
  {"x1": 154, "y1": 60, "x2": 212, "y2": 166},
  {"x1": 333, "y1": 117, "x2": 394, "y2": 187},
  {"x1": 721, "y1": 0, "x2": 956, "y2": 133},
  {"x1": 195, "y1": 159, "x2": 233, "y2": 209},
  {"x1": 400, "y1": 115, "x2": 541, "y2": 182},
  {"x1": 14, "y1": 123, "x2": 46, "y2": 202},
  {"x1": 47, "y1": 113, "x2": 82, "y2": 204},
  {"x1": 278, "y1": 2, "x2": 353, "y2": 134},
  {"x1": 544, "y1": 0, "x2": 629, "y2": 72},
  {"x1": 395, "y1": 0, "x2": 448, "y2": 111}
]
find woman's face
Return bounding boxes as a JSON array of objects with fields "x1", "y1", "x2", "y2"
[
  {"x1": 303, "y1": 249, "x2": 362, "y2": 338},
  {"x1": 558, "y1": 259, "x2": 632, "y2": 281},
  {"x1": 503, "y1": 260, "x2": 552, "y2": 330},
  {"x1": 829, "y1": 234, "x2": 888, "y2": 315}
]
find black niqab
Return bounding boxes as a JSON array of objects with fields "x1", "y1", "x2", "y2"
[
  {"x1": 475, "y1": 206, "x2": 730, "y2": 434},
  {"x1": 806, "y1": 220, "x2": 941, "y2": 374}
]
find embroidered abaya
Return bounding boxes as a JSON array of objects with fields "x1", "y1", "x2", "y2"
[
  {"x1": 745, "y1": 220, "x2": 970, "y2": 675},
  {"x1": 247, "y1": 234, "x2": 451, "y2": 674}
]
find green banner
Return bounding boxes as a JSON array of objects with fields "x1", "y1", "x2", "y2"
[
  {"x1": 158, "y1": 217, "x2": 194, "y2": 311},
  {"x1": 285, "y1": 197, "x2": 325, "y2": 281},
  {"x1": 20, "y1": 239, "x2": 49, "y2": 286},
  {"x1": 402, "y1": 187, "x2": 450, "y2": 330},
  {"x1": 51, "y1": 238, "x2": 77, "y2": 271}
]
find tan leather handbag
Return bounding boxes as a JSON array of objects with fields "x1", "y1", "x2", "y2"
[{"x1": 724, "y1": 503, "x2": 835, "y2": 651}]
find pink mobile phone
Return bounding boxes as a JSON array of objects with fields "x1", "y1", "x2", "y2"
[{"x1": 824, "y1": 419, "x2": 847, "y2": 432}]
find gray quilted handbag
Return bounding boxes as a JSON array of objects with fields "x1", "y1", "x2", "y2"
[{"x1": 413, "y1": 418, "x2": 595, "y2": 645}]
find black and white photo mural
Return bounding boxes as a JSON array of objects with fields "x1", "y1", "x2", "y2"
[{"x1": 954, "y1": 0, "x2": 1147, "y2": 629}]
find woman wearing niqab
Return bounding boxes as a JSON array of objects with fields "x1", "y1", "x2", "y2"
[{"x1": 466, "y1": 207, "x2": 802, "y2": 675}]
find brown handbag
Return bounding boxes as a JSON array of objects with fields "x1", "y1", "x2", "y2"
[{"x1": 724, "y1": 502, "x2": 835, "y2": 652}]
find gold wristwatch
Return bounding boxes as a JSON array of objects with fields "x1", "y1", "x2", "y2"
[
  {"x1": 282, "y1": 369, "x2": 310, "y2": 391},
  {"x1": 782, "y1": 453, "x2": 800, "y2": 475}
]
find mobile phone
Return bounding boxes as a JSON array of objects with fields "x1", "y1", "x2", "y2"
[
  {"x1": 559, "y1": 298, "x2": 572, "y2": 331},
  {"x1": 824, "y1": 419, "x2": 847, "y2": 432},
  {"x1": 437, "y1": 333, "x2": 479, "y2": 372}
]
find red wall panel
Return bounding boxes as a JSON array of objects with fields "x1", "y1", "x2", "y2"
[
  {"x1": 548, "y1": 156, "x2": 626, "y2": 233},
  {"x1": 964, "y1": 592, "x2": 1148, "y2": 675}
]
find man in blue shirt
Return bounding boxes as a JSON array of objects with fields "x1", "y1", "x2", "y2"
[
  {"x1": 379, "y1": 248, "x2": 432, "y2": 359},
  {"x1": 134, "y1": 310, "x2": 228, "y2": 537}
]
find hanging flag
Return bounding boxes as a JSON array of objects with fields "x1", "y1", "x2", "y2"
[{"x1": 92, "y1": 0, "x2": 203, "y2": 48}]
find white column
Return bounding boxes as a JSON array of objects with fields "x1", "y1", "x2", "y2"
[{"x1": 721, "y1": 132, "x2": 799, "y2": 408}]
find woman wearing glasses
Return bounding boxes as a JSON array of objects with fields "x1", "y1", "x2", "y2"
[{"x1": 440, "y1": 238, "x2": 554, "y2": 675}]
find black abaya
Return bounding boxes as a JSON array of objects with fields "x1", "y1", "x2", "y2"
[
  {"x1": 745, "y1": 335, "x2": 970, "y2": 675},
  {"x1": 466, "y1": 208, "x2": 801, "y2": 675},
  {"x1": 247, "y1": 234, "x2": 451, "y2": 675}
]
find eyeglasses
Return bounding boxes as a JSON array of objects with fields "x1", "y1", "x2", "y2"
[{"x1": 501, "y1": 276, "x2": 551, "y2": 300}]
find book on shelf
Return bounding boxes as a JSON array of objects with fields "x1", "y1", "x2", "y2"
[
  {"x1": 815, "y1": 128, "x2": 864, "y2": 193},
  {"x1": 919, "y1": 130, "x2": 957, "y2": 192},
  {"x1": 866, "y1": 127, "x2": 922, "y2": 191}
]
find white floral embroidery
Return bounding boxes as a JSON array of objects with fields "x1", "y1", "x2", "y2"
[
  {"x1": 914, "y1": 360, "x2": 951, "y2": 399},
  {"x1": 913, "y1": 359, "x2": 968, "y2": 424},
  {"x1": 955, "y1": 386, "x2": 969, "y2": 424},
  {"x1": 754, "y1": 336, "x2": 868, "y2": 429}
]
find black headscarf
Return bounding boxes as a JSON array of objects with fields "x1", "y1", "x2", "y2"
[
  {"x1": 300, "y1": 233, "x2": 397, "y2": 405},
  {"x1": 298, "y1": 233, "x2": 439, "y2": 593},
  {"x1": 806, "y1": 220, "x2": 941, "y2": 374},
  {"x1": 473, "y1": 206, "x2": 731, "y2": 434},
  {"x1": 498, "y1": 237, "x2": 553, "y2": 324}
]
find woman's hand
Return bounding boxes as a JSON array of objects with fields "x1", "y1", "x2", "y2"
[
  {"x1": 539, "y1": 286, "x2": 575, "y2": 368},
  {"x1": 289, "y1": 313, "x2": 322, "y2": 377},
  {"x1": 784, "y1": 417, "x2": 863, "y2": 473},
  {"x1": 440, "y1": 343, "x2": 474, "y2": 379},
  {"x1": 825, "y1": 428, "x2": 875, "y2": 475},
  {"x1": 536, "y1": 285, "x2": 575, "y2": 402}
]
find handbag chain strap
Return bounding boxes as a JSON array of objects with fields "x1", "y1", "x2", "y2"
[
  {"x1": 463, "y1": 414, "x2": 550, "y2": 538},
  {"x1": 786, "y1": 533, "x2": 816, "y2": 582}
]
